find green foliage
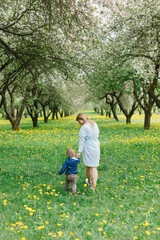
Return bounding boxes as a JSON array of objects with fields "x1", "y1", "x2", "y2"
[{"x1": 0, "y1": 111, "x2": 160, "y2": 239}]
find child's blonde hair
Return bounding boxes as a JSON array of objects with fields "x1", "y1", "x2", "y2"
[
  {"x1": 67, "y1": 149, "x2": 75, "y2": 158},
  {"x1": 76, "y1": 113, "x2": 95, "y2": 128}
]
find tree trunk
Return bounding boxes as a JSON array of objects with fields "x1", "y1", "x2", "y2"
[
  {"x1": 59, "y1": 111, "x2": 63, "y2": 118},
  {"x1": 3, "y1": 91, "x2": 26, "y2": 131},
  {"x1": 101, "y1": 108, "x2": 104, "y2": 116},
  {"x1": 42, "y1": 106, "x2": 48, "y2": 123},
  {"x1": 153, "y1": 107, "x2": 156, "y2": 113},
  {"x1": 27, "y1": 101, "x2": 39, "y2": 128},
  {"x1": 126, "y1": 115, "x2": 131, "y2": 124},
  {"x1": 94, "y1": 107, "x2": 97, "y2": 112},
  {"x1": 144, "y1": 111, "x2": 151, "y2": 129},
  {"x1": 51, "y1": 106, "x2": 58, "y2": 120},
  {"x1": 64, "y1": 111, "x2": 69, "y2": 117},
  {"x1": 52, "y1": 112, "x2": 55, "y2": 120},
  {"x1": 138, "y1": 108, "x2": 142, "y2": 115},
  {"x1": 44, "y1": 116, "x2": 48, "y2": 123},
  {"x1": 11, "y1": 119, "x2": 20, "y2": 131},
  {"x1": 24, "y1": 112, "x2": 28, "y2": 118},
  {"x1": 32, "y1": 116, "x2": 38, "y2": 128},
  {"x1": 111, "y1": 104, "x2": 119, "y2": 121}
]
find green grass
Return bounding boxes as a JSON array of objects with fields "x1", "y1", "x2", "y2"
[{"x1": 0, "y1": 111, "x2": 160, "y2": 240}]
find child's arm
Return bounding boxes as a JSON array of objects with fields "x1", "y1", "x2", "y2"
[{"x1": 59, "y1": 160, "x2": 67, "y2": 175}]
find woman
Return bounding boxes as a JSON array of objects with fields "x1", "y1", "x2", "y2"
[{"x1": 76, "y1": 113, "x2": 100, "y2": 190}]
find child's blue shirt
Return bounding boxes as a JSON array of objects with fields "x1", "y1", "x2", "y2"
[{"x1": 59, "y1": 157, "x2": 80, "y2": 175}]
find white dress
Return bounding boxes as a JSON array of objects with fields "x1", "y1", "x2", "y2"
[{"x1": 78, "y1": 121, "x2": 100, "y2": 167}]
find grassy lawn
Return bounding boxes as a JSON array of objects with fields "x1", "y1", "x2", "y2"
[{"x1": 0, "y1": 111, "x2": 160, "y2": 240}]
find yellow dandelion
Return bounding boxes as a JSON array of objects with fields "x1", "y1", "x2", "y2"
[
  {"x1": 98, "y1": 228, "x2": 103, "y2": 231},
  {"x1": 142, "y1": 221, "x2": 149, "y2": 226},
  {"x1": 3, "y1": 200, "x2": 7, "y2": 206},
  {"x1": 16, "y1": 222, "x2": 23, "y2": 225},
  {"x1": 10, "y1": 223, "x2": 16, "y2": 226},
  {"x1": 58, "y1": 231, "x2": 62, "y2": 237},
  {"x1": 84, "y1": 184, "x2": 87, "y2": 187},
  {"x1": 157, "y1": 227, "x2": 160, "y2": 230},
  {"x1": 37, "y1": 225, "x2": 45, "y2": 230},
  {"x1": 146, "y1": 231, "x2": 150, "y2": 235},
  {"x1": 87, "y1": 232, "x2": 92, "y2": 235}
]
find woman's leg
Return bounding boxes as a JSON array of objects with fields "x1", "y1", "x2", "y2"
[
  {"x1": 92, "y1": 167, "x2": 98, "y2": 186},
  {"x1": 86, "y1": 166, "x2": 92, "y2": 184}
]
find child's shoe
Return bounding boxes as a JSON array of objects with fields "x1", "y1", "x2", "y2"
[{"x1": 85, "y1": 178, "x2": 92, "y2": 185}]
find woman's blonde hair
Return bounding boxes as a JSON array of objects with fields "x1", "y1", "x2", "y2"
[{"x1": 76, "y1": 113, "x2": 95, "y2": 128}]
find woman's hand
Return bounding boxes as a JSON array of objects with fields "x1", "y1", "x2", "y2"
[{"x1": 76, "y1": 152, "x2": 80, "y2": 158}]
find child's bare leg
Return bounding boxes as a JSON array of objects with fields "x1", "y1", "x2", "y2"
[
  {"x1": 92, "y1": 167, "x2": 98, "y2": 186},
  {"x1": 86, "y1": 166, "x2": 92, "y2": 184}
]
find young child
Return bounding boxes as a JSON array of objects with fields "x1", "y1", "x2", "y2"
[{"x1": 59, "y1": 149, "x2": 80, "y2": 195}]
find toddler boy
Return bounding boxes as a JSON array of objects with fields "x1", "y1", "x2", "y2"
[{"x1": 59, "y1": 149, "x2": 80, "y2": 195}]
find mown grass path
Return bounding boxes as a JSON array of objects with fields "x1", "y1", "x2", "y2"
[{"x1": 0, "y1": 111, "x2": 160, "y2": 240}]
